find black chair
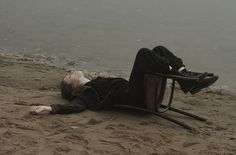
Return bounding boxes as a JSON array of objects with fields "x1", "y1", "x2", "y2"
[{"x1": 115, "y1": 73, "x2": 207, "y2": 130}]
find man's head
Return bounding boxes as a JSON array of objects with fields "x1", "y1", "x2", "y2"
[{"x1": 60, "y1": 71, "x2": 90, "y2": 100}]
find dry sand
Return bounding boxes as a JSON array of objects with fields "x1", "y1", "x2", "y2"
[{"x1": 0, "y1": 53, "x2": 235, "y2": 155}]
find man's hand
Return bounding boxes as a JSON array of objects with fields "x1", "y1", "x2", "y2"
[{"x1": 30, "y1": 106, "x2": 52, "y2": 115}]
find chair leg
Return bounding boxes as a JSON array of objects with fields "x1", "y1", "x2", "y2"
[
  {"x1": 161, "y1": 105, "x2": 207, "y2": 121},
  {"x1": 114, "y1": 104, "x2": 194, "y2": 130}
]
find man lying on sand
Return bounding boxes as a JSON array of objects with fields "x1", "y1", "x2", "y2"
[{"x1": 30, "y1": 46, "x2": 218, "y2": 115}]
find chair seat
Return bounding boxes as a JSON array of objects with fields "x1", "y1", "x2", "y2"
[
  {"x1": 144, "y1": 72, "x2": 200, "y2": 112},
  {"x1": 144, "y1": 74, "x2": 166, "y2": 111},
  {"x1": 142, "y1": 73, "x2": 207, "y2": 130}
]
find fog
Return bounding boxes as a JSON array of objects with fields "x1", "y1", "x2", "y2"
[{"x1": 0, "y1": 0, "x2": 236, "y2": 88}]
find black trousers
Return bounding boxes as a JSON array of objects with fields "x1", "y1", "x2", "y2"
[{"x1": 127, "y1": 46, "x2": 184, "y2": 107}]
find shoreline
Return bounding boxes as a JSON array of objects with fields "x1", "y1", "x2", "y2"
[
  {"x1": 0, "y1": 49, "x2": 129, "y2": 78},
  {"x1": 0, "y1": 51, "x2": 235, "y2": 154},
  {"x1": 0, "y1": 51, "x2": 234, "y2": 92}
]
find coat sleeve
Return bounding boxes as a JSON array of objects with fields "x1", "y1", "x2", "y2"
[
  {"x1": 49, "y1": 86, "x2": 100, "y2": 114},
  {"x1": 50, "y1": 98, "x2": 87, "y2": 114}
]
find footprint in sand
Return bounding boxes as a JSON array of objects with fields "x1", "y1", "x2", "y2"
[
  {"x1": 109, "y1": 130, "x2": 154, "y2": 148},
  {"x1": 64, "y1": 134, "x2": 88, "y2": 145},
  {"x1": 105, "y1": 123, "x2": 138, "y2": 131},
  {"x1": 182, "y1": 142, "x2": 200, "y2": 148},
  {"x1": 3, "y1": 131, "x2": 13, "y2": 138},
  {"x1": 53, "y1": 145, "x2": 72, "y2": 153},
  {"x1": 79, "y1": 118, "x2": 103, "y2": 127},
  {"x1": 99, "y1": 138, "x2": 126, "y2": 150}
]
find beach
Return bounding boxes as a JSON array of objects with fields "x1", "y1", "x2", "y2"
[{"x1": 0, "y1": 52, "x2": 235, "y2": 155}]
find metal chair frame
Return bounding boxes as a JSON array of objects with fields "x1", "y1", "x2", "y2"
[{"x1": 114, "y1": 72, "x2": 207, "y2": 130}]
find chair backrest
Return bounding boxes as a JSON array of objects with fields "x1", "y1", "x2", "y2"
[{"x1": 144, "y1": 74, "x2": 167, "y2": 111}]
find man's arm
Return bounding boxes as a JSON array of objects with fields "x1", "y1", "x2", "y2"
[
  {"x1": 30, "y1": 98, "x2": 87, "y2": 115},
  {"x1": 50, "y1": 98, "x2": 87, "y2": 114},
  {"x1": 30, "y1": 85, "x2": 102, "y2": 115}
]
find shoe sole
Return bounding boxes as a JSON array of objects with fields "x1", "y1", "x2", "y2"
[{"x1": 190, "y1": 76, "x2": 219, "y2": 94}]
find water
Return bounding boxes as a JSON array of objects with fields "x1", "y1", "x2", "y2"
[{"x1": 0, "y1": 0, "x2": 236, "y2": 89}]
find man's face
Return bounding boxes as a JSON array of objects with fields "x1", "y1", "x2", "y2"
[{"x1": 64, "y1": 71, "x2": 85, "y2": 88}]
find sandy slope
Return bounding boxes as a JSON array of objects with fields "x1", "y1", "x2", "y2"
[{"x1": 0, "y1": 53, "x2": 235, "y2": 155}]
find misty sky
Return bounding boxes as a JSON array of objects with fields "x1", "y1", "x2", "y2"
[{"x1": 0, "y1": 0, "x2": 236, "y2": 88}]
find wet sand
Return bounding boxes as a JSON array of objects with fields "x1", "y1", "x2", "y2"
[{"x1": 0, "y1": 53, "x2": 235, "y2": 155}]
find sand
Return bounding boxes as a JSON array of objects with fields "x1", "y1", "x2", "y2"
[{"x1": 0, "y1": 53, "x2": 235, "y2": 155}]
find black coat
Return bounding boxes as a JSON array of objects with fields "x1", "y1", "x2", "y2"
[{"x1": 50, "y1": 77, "x2": 128, "y2": 114}]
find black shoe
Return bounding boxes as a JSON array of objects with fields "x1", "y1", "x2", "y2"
[
  {"x1": 176, "y1": 69, "x2": 209, "y2": 81},
  {"x1": 179, "y1": 81, "x2": 197, "y2": 94},
  {"x1": 177, "y1": 70, "x2": 215, "y2": 93},
  {"x1": 190, "y1": 75, "x2": 219, "y2": 94}
]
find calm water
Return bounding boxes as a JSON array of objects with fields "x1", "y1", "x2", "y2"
[{"x1": 0, "y1": 0, "x2": 236, "y2": 89}]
